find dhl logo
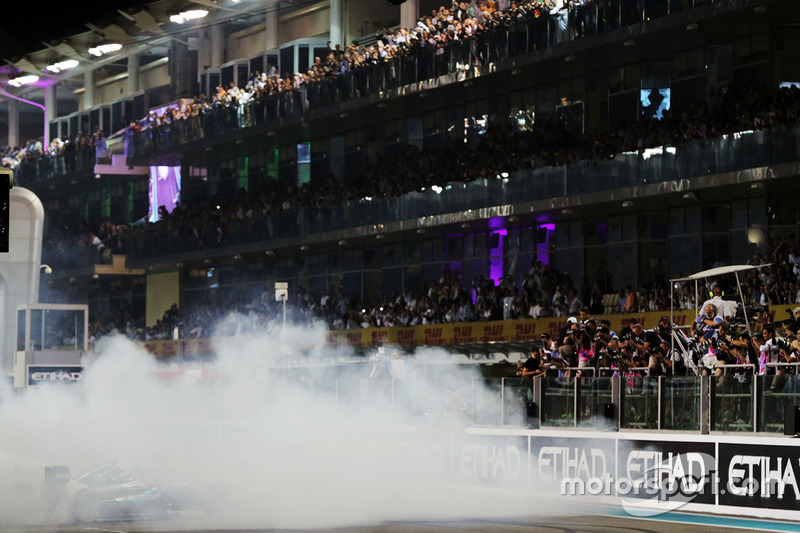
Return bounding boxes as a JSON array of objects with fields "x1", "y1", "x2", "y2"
[
  {"x1": 397, "y1": 329, "x2": 415, "y2": 344},
  {"x1": 371, "y1": 330, "x2": 389, "y2": 344},
  {"x1": 483, "y1": 324, "x2": 504, "y2": 341},
  {"x1": 513, "y1": 322, "x2": 537, "y2": 340},
  {"x1": 424, "y1": 327, "x2": 445, "y2": 345},
  {"x1": 453, "y1": 325, "x2": 475, "y2": 343}
]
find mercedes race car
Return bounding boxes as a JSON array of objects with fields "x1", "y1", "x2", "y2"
[{"x1": 49, "y1": 463, "x2": 226, "y2": 523}]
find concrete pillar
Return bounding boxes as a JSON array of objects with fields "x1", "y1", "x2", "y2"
[
  {"x1": 330, "y1": 0, "x2": 343, "y2": 48},
  {"x1": 400, "y1": 0, "x2": 419, "y2": 30},
  {"x1": 7, "y1": 99, "x2": 19, "y2": 148},
  {"x1": 265, "y1": 0, "x2": 279, "y2": 51},
  {"x1": 83, "y1": 69, "x2": 95, "y2": 110},
  {"x1": 210, "y1": 24, "x2": 224, "y2": 67},
  {"x1": 44, "y1": 85, "x2": 56, "y2": 149},
  {"x1": 127, "y1": 53, "x2": 140, "y2": 95}
]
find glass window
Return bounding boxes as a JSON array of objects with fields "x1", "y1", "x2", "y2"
[
  {"x1": 685, "y1": 205, "x2": 701, "y2": 234},
  {"x1": 608, "y1": 243, "x2": 636, "y2": 291},
  {"x1": 584, "y1": 220, "x2": 607, "y2": 246},
  {"x1": 703, "y1": 203, "x2": 730, "y2": 233},
  {"x1": 17, "y1": 310, "x2": 25, "y2": 351},
  {"x1": 749, "y1": 197, "x2": 765, "y2": 227},
  {"x1": 30, "y1": 310, "x2": 43, "y2": 351},
  {"x1": 608, "y1": 216, "x2": 622, "y2": 243},
  {"x1": 421, "y1": 238, "x2": 444, "y2": 262},
  {"x1": 446, "y1": 235, "x2": 464, "y2": 261},
  {"x1": 767, "y1": 194, "x2": 797, "y2": 226},
  {"x1": 669, "y1": 235, "x2": 701, "y2": 278},
  {"x1": 670, "y1": 208, "x2": 685, "y2": 235},
  {"x1": 702, "y1": 234, "x2": 730, "y2": 270},
  {"x1": 731, "y1": 199, "x2": 748, "y2": 229},
  {"x1": 639, "y1": 212, "x2": 669, "y2": 240}
]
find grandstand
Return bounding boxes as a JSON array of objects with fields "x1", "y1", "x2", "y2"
[{"x1": 2, "y1": 0, "x2": 800, "y2": 427}]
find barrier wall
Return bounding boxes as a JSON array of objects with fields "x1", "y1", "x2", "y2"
[
  {"x1": 411, "y1": 428, "x2": 800, "y2": 521},
  {"x1": 138, "y1": 304, "x2": 790, "y2": 357}
]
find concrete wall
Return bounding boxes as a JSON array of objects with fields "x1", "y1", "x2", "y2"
[{"x1": 0, "y1": 187, "x2": 44, "y2": 375}]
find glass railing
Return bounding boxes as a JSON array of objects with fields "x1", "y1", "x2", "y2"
[
  {"x1": 248, "y1": 369, "x2": 800, "y2": 434},
  {"x1": 129, "y1": 0, "x2": 721, "y2": 158},
  {"x1": 14, "y1": 148, "x2": 96, "y2": 186},
  {"x1": 126, "y1": 123, "x2": 800, "y2": 263}
]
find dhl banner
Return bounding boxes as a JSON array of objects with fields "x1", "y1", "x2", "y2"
[
  {"x1": 140, "y1": 338, "x2": 215, "y2": 359},
  {"x1": 138, "y1": 305, "x2": 790, "y2": 357}
]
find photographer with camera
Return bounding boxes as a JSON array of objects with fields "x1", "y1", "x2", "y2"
[
  {"x1": 692, "y1": 303, "x2": 723, "y2": 341},
  {"x1": 758, "y1": 326, "x2": 796, "y2": 392},
  {"x1": 782, "y1": 306, "x2": 800, "y2": 337}
]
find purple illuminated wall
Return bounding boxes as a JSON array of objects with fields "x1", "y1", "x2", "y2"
[
  {"x1": 536, "y1": 223, "x2": 555, "y2": 265},
  {"x1": 489, "y1": 229, "x2": 506, "y2": 285}
]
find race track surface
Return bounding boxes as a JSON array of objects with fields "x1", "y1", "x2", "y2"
[{"x1": 1, "y1": 513, "x2": 796, "y2": 533}]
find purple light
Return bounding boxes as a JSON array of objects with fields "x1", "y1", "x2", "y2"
[
  {"x1": 536, "y1": 224, "x2": 554, "y2": 266},
  {"x1": 487, "y1": 216, "x2": 505, "y2": 229},
  {"x1": 489, "y1": 229, "x2": 507, "y2": 285}
]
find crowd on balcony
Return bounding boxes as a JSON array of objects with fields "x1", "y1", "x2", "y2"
[
  {"x1": 2, "y1": 129, "x2": 107, "y2": 183},
  {"x1": 85, "y1": 238, "x2": 798, "y2": 344},
  {"x1": 117, "y1": 83, "x2": 800, "y2": 257},
  {"x1": 130, "y1": 0, "x2": 711, "y2": 153}
]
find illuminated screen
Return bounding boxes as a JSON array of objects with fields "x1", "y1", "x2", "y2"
[
  {"x1": 640, "y1": 88, "x2": 671, "y2": 120},
  {"x1": 148, "y1": 166, "x2": 181, "y2": 222}
]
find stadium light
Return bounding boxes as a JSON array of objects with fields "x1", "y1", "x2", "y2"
[
  {"x1": 46, "y1": 59, "x2": 79, "y2": 73},
  {"x1": 8, "y1": 75, "x2": 39, "y2": 87},
  {"x1": 170, "y1": 9, "x2": 208, "y2": 24},
  {"x1": 88, "y1": 43, "x2": 122, "y2": 57}
]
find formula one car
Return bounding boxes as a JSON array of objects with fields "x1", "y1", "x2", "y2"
[{"x1": 49, "y1": 463, "x2": 225, "y2": 523}]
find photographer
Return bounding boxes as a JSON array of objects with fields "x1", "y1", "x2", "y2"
[
  {"x1": 757, "y1": 326, "x2": 798, "y2": 394},
  {"x1": 517, "y1": 350, "x2": 547, "y2": 379},
  {"x1": 782, "y1": 306, "x2": 800, "y2": 337},
  {"x1": 692, "y1": 303, "x2": 723, "y2": 341}
]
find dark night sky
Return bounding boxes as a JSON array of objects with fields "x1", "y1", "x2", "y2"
[{"x1": 0, "y1": 1, "x2": 153, "y2": 62}]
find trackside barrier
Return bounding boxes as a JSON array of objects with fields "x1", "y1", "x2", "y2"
[{"x1": 393, "y1": 428, "x2": 800, "y2": 522}]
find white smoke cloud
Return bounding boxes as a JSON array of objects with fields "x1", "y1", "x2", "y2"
[{"x1": 0, "y1": 319, "x2": 537, "y2": 528}]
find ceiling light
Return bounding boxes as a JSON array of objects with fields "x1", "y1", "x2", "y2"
[
  {"x1": 622, "y1": 200, "x2": 634, "y2": 208},
  {"x1": 8, "y1": 75, "x2": 39, "y2": 87},
  {"x1": 46, "y1": 59, "x2": 79, "y2": 73},
  {"x1": 170, "y1": 9, "x2": 209, "y2": 24},
  {"x1": 88, "y1": 43, "x2": 122, "y2": 57}
]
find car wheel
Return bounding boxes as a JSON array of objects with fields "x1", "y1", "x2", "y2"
[{"x1": 72, "y1": 489, "x2": 100, "y2": 523}]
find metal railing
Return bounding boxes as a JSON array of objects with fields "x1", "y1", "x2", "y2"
[
  {"x1": 127, "y1": 0, "x2": 728, "y2": 159},
  {"x1": 123, "y1": 122, "x2": 800, "y2": 263}
]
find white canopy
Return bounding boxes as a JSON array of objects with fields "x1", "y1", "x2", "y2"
[{"x1": 670, "y1": 264, "x2": 771, "y2": 282}]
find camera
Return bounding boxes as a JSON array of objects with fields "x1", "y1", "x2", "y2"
[{"x1": 774, "y1": 337, "x2": 791, "y2": 352}]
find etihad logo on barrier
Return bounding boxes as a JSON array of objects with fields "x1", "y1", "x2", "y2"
[{"x1": 27, "y1": 365, "x2": 84, "y2": 386}]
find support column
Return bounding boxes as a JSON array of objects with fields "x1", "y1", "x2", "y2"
[
  {"x1": 210, "y1": 24, "x2": 224, "y2": 67},
  {"x1": 7, "y1": 99, "x2": 19, "y2": 148},
  {"x1": 44, "y1": 84, "x2": 56, "y2": 149},
  {"x1": 83, "y1": 69, "x2": 95, "y2": 110},
  {"x1": 265, "y1": 0, "x2": 279, "y2": 51},
  {"x1": 127, "y1": 53, "x2": 140, "y2": 95},
  {"x1": 330, "y1": 0, "x2": 343, "y2": 48},
  {"x1": 400, "y1": 0, "x2": 419, "y2": 30}
]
